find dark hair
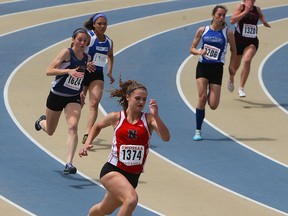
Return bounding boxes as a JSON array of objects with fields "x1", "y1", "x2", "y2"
[
  {"x1": 110, "y1": 78, "x2": 147, "y2": 110},
  {"x1": 72, "y1": 28, "x2": 88, "y2": 38},
  {"x1": 71, "y1": 28, "x2": 90, "y2": 47},
  {"x1": 211, "y1": 5, "x2": 228, "y2": 26},
  {"x1": 84, "y1": 13, "x2": 107, "y2": 31}
]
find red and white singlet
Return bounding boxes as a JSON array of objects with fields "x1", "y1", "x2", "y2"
[{"x1": 107, "y1": 111, "x2": 151, "y2": 173}]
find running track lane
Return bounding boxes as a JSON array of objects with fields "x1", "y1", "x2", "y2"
[{"x1": 1, "y1": 0, "x2": 286, "y2": 215}]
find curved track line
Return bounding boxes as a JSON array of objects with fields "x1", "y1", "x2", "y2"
[
  {"x1": 107, "y1": 5, "x2": 288, "y2": 169},
  {"x1": 258, "y1": 40, "x2": 288, "y2": 115},
  {"x1": 0, "y1": 195, "x2": 36, "y2": 216},
  {"x1": 0, "y1": 0, "x2": 24, "y2": 4},
  {"x1": 3, "y1": 7, "x2": 214, "y2": 214},
  {"x1": 176, "y1": 55, "x2": 287, "y2": 215},
  {"x1": 95, "y1": 14, "x2": 286, "y2": 216},
  {"x1": 94, "y1": 6, "x2": 288, "y2": 212},
  {"x1": 4, "y1": 1, "x2": 288, "y2": 214},
  {"x1": 0, "y1": 0, "x2": 169, "y2": 36},
  {"x1": 152, "y1": 143, "x2": 287, "y2": 215},
  {"x1": 107, "y1": 10, "x2": 288, "y2": 212},
  {"x1": 4, "y1": 39, "x2": 164, "y2": 216},
  {"x1": 5, "y1": 0, "x2": 239, "y2": 173},
  {"x1": 177, "y1": 52, "x2": 288, "y2": 169},
  {"x1": 87, "y1": 5, "x2": 288, "y2": 214}
]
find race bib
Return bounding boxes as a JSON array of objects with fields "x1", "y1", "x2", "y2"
[
  {"x1": 203, "y1": 44, "x2": 220, "y2": 60},
  {"x1": 63, "y1": 75, "x2": 83, "y2": 91},
  {"x1": 93, "y1": 53, "x2": 107, "y2": 67},
  {"x1": 119, "y1": 145, "x2": 144, "y2": 166},
  {"x1": 242, "y1": 24, "x2": 257, "y2": 38}
]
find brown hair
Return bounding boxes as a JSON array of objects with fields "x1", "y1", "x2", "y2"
[
  {"x1": 110, "y1": 78, "x2": 147, "y2": 110},
  {"x1": 70, "y1": 28, "x2": 90, "y2": 47},
  {"x1": 84, "y1": 13, "x2": 107, "y2": 31},
  {"x1": 211, "y1": 5, "x2": 228, "y2": 26}
]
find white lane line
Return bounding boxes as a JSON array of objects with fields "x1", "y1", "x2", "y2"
[
  {"x1": 258, "y1": 18, "x2": 288, "y2": 115},
  {"x1": 4, "y1": 2, "x2": 288, "y2": 215},
  {"x1": 0, "y1": 195, "x2": 37, "y2": 216},
  {"x1": 176, "y1": 32, "x2": 288, "y2": 169},
  {"x1": 105, "y1": 12, "x2": 288, "y2": 216},
  {"x1": 0, "y1": 0, "x2": 25, "y2": 5},
  {"x1": 0, "y1": 0, "x2": 172, "y2": 36},
  {"x1": 176, "y1": 54, "x2": 287, "y2": 215}
]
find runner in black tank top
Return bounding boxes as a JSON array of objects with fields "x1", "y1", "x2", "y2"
[{"x1": 227, "y1": 0, "x2": 271, "y2": 97}]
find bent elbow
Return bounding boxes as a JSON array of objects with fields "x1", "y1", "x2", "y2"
[
  {"x1": 162, "y1": 134, "x2": 171, "y2": 142},
  {"x1": 46, "y1": 70, "x2": 52, "y2": 76}
]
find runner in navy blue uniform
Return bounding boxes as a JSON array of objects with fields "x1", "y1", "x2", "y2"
[
  {"x1": 81, "y1": 13, "x2": 115, "y2": 144},
  {"x1": 35, "y1": 28, "x2": 91, "y2": 174},
  {"x1": 227, "y1": 0, "x2": 271, "y2": 97},
  {"x1": 190, "y1": 5, "x2": 236, "y2": 141}
]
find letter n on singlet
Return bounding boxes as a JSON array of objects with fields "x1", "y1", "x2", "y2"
[{"x1": 128, "y1": 130, "x2": 137, "y2": 139}]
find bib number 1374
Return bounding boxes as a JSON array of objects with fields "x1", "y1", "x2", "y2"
[{"x1": 119, "y1": 145, "x2": 144, "y2": 166}]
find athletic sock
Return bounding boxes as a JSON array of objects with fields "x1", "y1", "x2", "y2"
[
  {"x1": 67, "y1": 162, "x2": 73, "y2": 168},
  {"x1": 195, "y1": 108, "x2": 205, "y2": 130}
]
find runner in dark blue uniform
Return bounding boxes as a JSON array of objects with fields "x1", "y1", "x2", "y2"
[
  {"x1": 35, "y1": 28, "x2": 91, "y2": 174},
  {"x1": 81, "y1": 13, "x2": 115, "y2": 144}
]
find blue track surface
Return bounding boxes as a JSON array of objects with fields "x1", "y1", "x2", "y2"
[
  {"x1": 1, "y1": 0, "x2": 288, "y2": 215},
  {"x1": 263, "y1": 44, "x2": 288, "y2": 110}
]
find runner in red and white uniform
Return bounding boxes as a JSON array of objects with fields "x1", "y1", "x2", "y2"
[
  {"x1": 79, "y1": 79, "x2": 170, "y2": 216},
  {"x1": 108, "y1": 110, "x2": 150, "y2": 173}
]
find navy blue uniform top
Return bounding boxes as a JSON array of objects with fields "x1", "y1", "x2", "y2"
[{"x1": 51, "y1": 48, "x2": 88, "y2": 97}]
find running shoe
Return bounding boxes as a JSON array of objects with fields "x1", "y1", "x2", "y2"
[
  {"x1": 35, "y1": 115, "x2": 46, "y2": 131},
  {"x1": 238, "y1": 87, "x2": 246, "y2": 97},
  {"x1": 82, "y1": 134, "x2": 88, "y2": 144},
  {"x1": 63, "y1": 163, "x2": 77, "y2": 175},
  {"x1": 227, "y1": 80, "x2": 234, "y2": 92},
  {"x1": 193, "y1": 130, "x2": 202, "y2": 141}
]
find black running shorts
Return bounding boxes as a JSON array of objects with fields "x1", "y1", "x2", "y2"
[
  {"x1": 236, "y1": 41, "x2": 259, "y2": 55},
  {"x1": 196, "y1": 61, "x2": 224, "y2": 85},
  {"x1": 100, "y1": 162, "x2": 141, "y2": 188},
  {"x1": 83, "y1": 70, "x2": 104, "y2": 86},
  {"x1": 46, "y1": 91, "x2": 81, "y2": 111}
]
